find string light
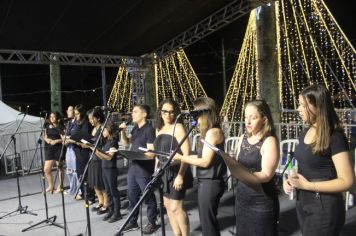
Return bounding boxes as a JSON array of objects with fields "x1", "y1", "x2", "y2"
[
  {"x1": 3, "y1": 86, "x2": 103, "y2": 96},
  {"x1": 221, "y1": 0, "x2": 355, "y2": 140},
  {"x1": 221, "y1": 9, "x2": 258, "y2": 122},
  {"x1": 154, "y1": 48, "x2": 207, "y2": 111}
]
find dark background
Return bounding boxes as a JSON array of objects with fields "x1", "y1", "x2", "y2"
[{"x1": 0, "y1": 0, "x2": 355, "y2": 116}]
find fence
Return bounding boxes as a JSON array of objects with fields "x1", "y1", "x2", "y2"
[{"x1": 1, "y1": 129, "x2": 44, "y2": 175}]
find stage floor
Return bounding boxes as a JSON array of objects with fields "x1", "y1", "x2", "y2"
[{"x1": 0, "y1": 167, "x2": 355, "y2": 236}]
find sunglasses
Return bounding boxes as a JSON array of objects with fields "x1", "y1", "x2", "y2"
[{"x1": 161, "y1": 110, "x2": 175, "y2": 115}]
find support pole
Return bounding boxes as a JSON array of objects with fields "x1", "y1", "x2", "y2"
[
  {"x1": 0, "y1": 68, "x2": 2, "y2": 101},
  {"x1": 256, "y1": 4, "x2": 281, "y2": 126},
  {"x1": 101, "y1": 66, "x2": 107, "y2": 105},
  {"x1": 222, "y1": 38, "x2": 227, "y2": 97},
  {"x1": 145, "y1": 54, "x2": 156, "y2": 113},
  {"x1": 50, "y1": 55, "x2": 62, "y2": 113}
]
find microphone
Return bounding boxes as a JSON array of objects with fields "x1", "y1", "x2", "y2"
[
  {"x1": 58, "y1": 117, "x2": 71, "y2": 122},
  {"x1": 181, "y1": 109, "x2": 210, "y2": 118},
  {"x1": 119, "y1": 118, "x2": 132, "y2": 131}
]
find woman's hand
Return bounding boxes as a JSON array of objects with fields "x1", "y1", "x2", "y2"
[
  {"x1": 80, "y1": 143, "x2": 89, "y2": 149},
  {"x1": 173, "y1": 153, "x2": 182, "y2": 162},
  {"x1": 173, "y1": 175, "x2": 184, "y2": 191},
  {"x1": 283, "y1": 176, "x2": 294, "y2": 194},
  {"x1": 288, "y1": 173, "x2": 310, "y2": 190}
]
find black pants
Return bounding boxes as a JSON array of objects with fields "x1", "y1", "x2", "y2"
[
  {"x1": 296, "y1": 190, "x2": 345, "y2": 236},
  {"x1": 127, "y1": 168, "x2": 157, "y2": 224},
  {"x1": 102, "y1": 167, "x2": 121, "y2": 214},
  {"x1": 197, "y1": 178, "x2": 225, "y2": 236},
  {"x1": 74, "y1": 147, "x2": 95, "y2": 201}
]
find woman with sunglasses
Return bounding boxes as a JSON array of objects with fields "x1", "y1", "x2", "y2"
[{"x1": 154, "y1": 98, "x2": 193, "y2": 236}]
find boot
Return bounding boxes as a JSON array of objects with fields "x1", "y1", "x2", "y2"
[
  {"x1": 103, "y1": 210, "x2": 114, "y2": 221},
  {"x1": 107, "y1": 210, "x2": 122, "y2": 223}
]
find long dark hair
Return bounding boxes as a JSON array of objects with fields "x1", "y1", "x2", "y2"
[
  {"x1": 74, "y1": 104, "x2": 87, "y2": 125},
  {"x1": 155, "y1": 98, "x2": 182, "y2": 131},
  {"x1": 91, "y1": 107, "x2": 105, "y2": 124},
  {"x1": 48, "y1": 111, "x2": 62, "y2": 126},
  {"x1": 245, "y1": 100, "x2": 277, "y2": 140},
  {"x1": 105, "y1": 121, "x2": 120, "y2": 140},
  {"x1": 193, "y1": 97, "x2": 220, "y2": 139},
  {"x1": 300, "y1": 84, "x2": 343, "y2": 154}
]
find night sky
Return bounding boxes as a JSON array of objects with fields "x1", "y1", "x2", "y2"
[{"x1": 0, "y1": 0, "x2": 355, "y2": 116}]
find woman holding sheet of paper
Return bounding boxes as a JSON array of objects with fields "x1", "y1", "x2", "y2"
[{"x1": 220, "y1": 100, "x2": 280, "y2": 236}]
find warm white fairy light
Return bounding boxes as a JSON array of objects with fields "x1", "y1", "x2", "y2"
[{"x1": 154, "y1": 48, "x2": 207, "y2": 111}]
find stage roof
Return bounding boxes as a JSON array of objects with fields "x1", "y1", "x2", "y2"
[{"x1": 0, "y1": 0, "x2": 235, "y2": 56}]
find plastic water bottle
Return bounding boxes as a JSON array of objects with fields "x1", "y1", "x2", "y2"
[
  {"x1": 349, "y1": 194, "x2": 354, "y2": 207},
  {"x1": 288, "y1": 162, "x2": 297, "y2": 200}
]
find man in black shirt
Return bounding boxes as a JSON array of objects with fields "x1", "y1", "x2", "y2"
[{"x1": 119, "y1": 104, "x2": 158, "y2": 234}]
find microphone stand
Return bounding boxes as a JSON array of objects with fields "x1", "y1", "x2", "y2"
[
  {"x1": 74, "y1": 109, "x2": 112, "y2": 236},
  {"x1": 115, "y1": 119, "x2": 198, "y2": 236},
  {"x1": 275, "y1": 151, "x2": 294, "y2": 187},
  {"x1": 0, "y1": 110, "x2": 37, "y2": 219},
  {"x1": 22, "y1": 112, "x2": 64, "y2": 232},
  {"x1": 280, "y1": 152, "x2": 294, "y2": 178}
]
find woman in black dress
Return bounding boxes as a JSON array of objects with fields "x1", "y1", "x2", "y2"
[
  {"x1": 43, "y1": 112, "x2": 65, "y2": 193},
  {"x1": 174, "y1": 97, "x2": 226, "y2": 236},
  {"x1": 154, "y1": 98, "x2": 193, "y2": 236},
  {"x1": 85, "y1": 108, "x2": 107, "y2": 213},
  {"x1": 221, "y1": 100, "x2": 280, "y2": 236},
  {"x1": 284, "y1": 84, "x2": 354, "y2": 235},
  {"x1": 90, "y1": 122, "x2": 122, "y2": 223}
]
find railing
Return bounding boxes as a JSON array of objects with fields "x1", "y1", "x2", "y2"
[
  {"x1": 1, "y1": 120, "x2": 354, "y2": 176},
  {"x1": 221, "y1": 121, "x2": 356, "y2": 141},
  {"x1": 0, "y1": 129, "x2": 44, "y2": 175}
]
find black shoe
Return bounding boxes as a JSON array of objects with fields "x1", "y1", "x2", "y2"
[
  {"x1": 142, "y1": 223, "x2": 159, "y2": 234},
  {"x1": 91, "y1": 204, "x2": 103, "y2": 212},
  {"x1": 122, "y1": 222, "x2": 139, "y2": 232},
  {"x1": 97, "y1": 207, "x2": 108, "y2": 215},
  {"x1": 103, "y1": 211, "x2": 114, "y2": 221},
  {"x1": 107, "y1": 213, "x2": 122, "y2": 223}
]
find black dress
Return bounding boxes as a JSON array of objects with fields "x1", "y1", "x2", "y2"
[
  {"x1": 154, "y1": 134, "x2": 193, "y2": 200},
  {"x1": 235, "y1": 135, "x2": 279, "y2": 236},
  {"x1": 45, "y1": 123, "x2": 65, "y2": 161},
  {"x1": 88, "y1": 127, "x2": 105, "y2": 190}
]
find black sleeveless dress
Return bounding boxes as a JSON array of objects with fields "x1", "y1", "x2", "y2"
[
  {"x1": 235, "y1": 135, "x2": 279, "y2": 236},
  {"x1": 45, "y1": 123, "x2": 65, "y2": 161},
  {"x1": 88, "y1": 127, "x2": 104, "y2": 189},
  {"x1": 154, "y1": 134, "x2": 193, "y2": 200}
]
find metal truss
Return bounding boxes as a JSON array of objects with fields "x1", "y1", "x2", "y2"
[
  {"x1": 154, "y1": 0, "x2": 271, "y2": 57},
  {"x1": 0, "y1": 49, "x2": 146, "y2": 67}
]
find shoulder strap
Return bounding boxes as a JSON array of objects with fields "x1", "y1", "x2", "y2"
[{"x1": 235, "y1": 134, "x2": 244, "y2": 161}]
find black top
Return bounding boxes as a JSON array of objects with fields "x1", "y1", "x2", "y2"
[
  {"x1": 72, "y1": 119, "x2": 91, "y2": 160},
  {"x1": 196, "y1": 141, "x2": 227, "y2": 179},
  {"x1": 154, "y1": 134, "x2": 193, "y2": 191},
  {"x1": 295, "y1": 127, "x2": 349, "y2": 180},
  {"x1": 129, "y1": 122, "x2": 156, "y2": 177},
  {"x1": 101, "y1": 139, "x2": 118, "y2": 168},
  {"x1": 91, "y1": 127, "x2": 103, "y2": 161},
  {"x1": 46, "y1": 123, "x2": 64, "y2": 139},
  {"x1": 236, "y1": 135, "x2": 278, "y2": 201}
]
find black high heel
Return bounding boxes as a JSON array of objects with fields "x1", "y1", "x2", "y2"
[
  {"x1": 97, "y1": 206, "x2": 108, "y2": 215},
  {"x1": 91, "y1": 204, "x2": 103, "y2": 212}
]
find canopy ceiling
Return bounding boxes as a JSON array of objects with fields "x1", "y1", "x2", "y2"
[{"x1": 0, "y1": 0, "x2": 234, "y2": 56}]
